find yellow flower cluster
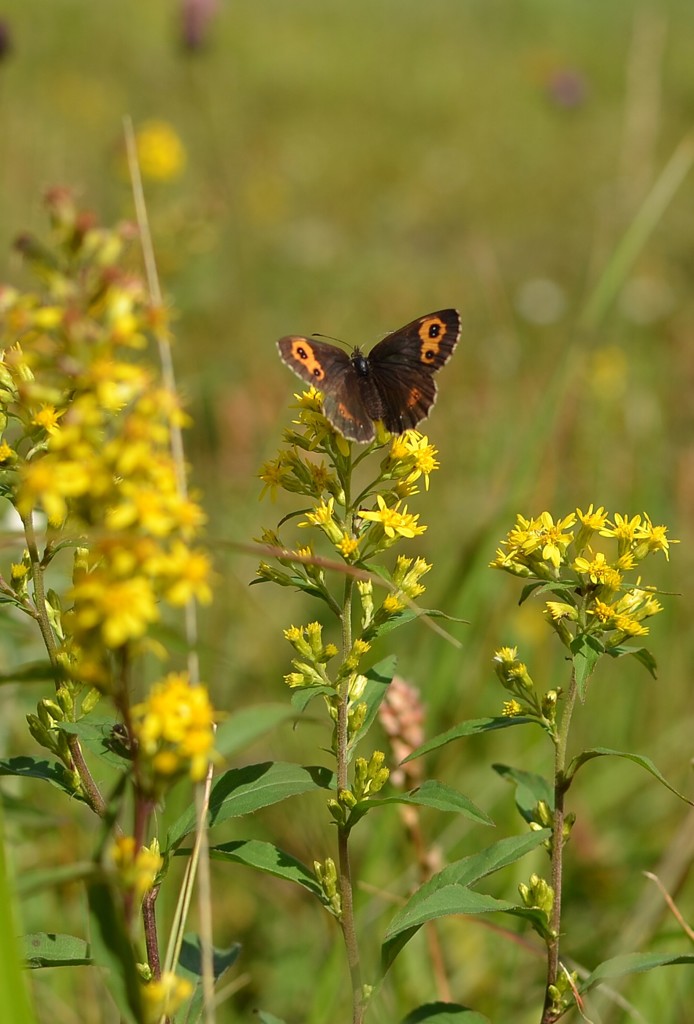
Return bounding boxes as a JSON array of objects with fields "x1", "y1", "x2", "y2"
[
  {"x1": 258, "y1": 390, "x2": 439, "y2": 610},
  {"x1": 132, "y1": 672, "x2": 217, "y2": 784},
  {"x1": 0, "y1": 190, "x2": 212, "y2": 688},
  {"x1": 491, "y1": 506, "x2": 674, "y2": 647}
]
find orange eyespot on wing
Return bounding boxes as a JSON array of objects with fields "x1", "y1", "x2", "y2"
[
  {"x1": 284, "y1": 338, "x2": 325, "y2": 381},
  {"x1": 417, "y1": 316, "x2": 448, "y2": 364}
]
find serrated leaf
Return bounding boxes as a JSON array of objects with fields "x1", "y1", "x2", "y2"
[
  {"x1": 215, "y1": 704, "x2": 297, "y2": 759},
  {"x1": 567, "y1": 748, "x2": 693, "y2": 805},
  {"x1": 381, "y1": 831, "x2": 550, "y2": 970},
  {"x1": 579, "y1": 951, "x2": 694, "y2": 993},
  {"x1": 402, "y1": 1004, "x2": 490, "y2": 1024},
  {"x1": 570, "y1": 633, "x2": 604, "y2": 699},
  {"x1": 493, "y1": 764, "x2": 553, "y2": 821},
  {"x1": 403, "y1": 716, "x2": 538, "y2": 763},
  {"x1": 87, "y1": 881, "x2": 143, "y2": 1023},
  {"x1": 166, "y1": 762, "x2": 335, "y2": 850},
  {"x1": 206, "y1": 840, "x2": 324, "y2": 902},
  {"x1": 606, "y1": 643, "x2": 658, "y2": 678},
  {"x1": 351, "y1": 780, "x2": 492, "y2": 827},
  {"x1": 347, "y1": 656, "x2": 396, "y2": 756},
  {"x1": 0, "y1": 756, "x2": 86, "y2": 801},
  {"x1": 23, "y1": 932, "x2": 92, "y2": 968}
]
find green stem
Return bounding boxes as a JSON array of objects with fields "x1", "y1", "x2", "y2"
[
  {"x1": 541, "y1": 667, "x2": 578, "y2": 1024},
  {"x1": 335, "y1": 465, "x2": 364, "y2": 1023},
  {"x1": 21, "y1": 511, "x2": 59, "y2": 668},
  {"x1": 22, "y1": 510, "x2": 108, "y2": 819}
]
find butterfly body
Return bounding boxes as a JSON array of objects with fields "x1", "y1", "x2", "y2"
[{"x1": 278, "y1": 309, "x2": 460, "y2": 443}]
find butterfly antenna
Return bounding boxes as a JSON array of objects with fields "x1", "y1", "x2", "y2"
[{"x1": 312, "y1": 332, "x2": 350, "y2": 351}]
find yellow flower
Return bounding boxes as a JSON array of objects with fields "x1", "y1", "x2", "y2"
[
  {"x1": 112, "y1": 836, "x2": 163, "y2": 902},
  {"x1": 634, "y1": 514, "x2": 678, "y2": 562},
  {"x1": 71, "y1": 572, "x2": 159, "y2": 648},
  {"x1": 336, "y1": 533, "x2": 360, "y2": 559},
  {"x1": 32, "y1": 403, "x2": 64, "y2": 434},
  {"x1": 502, "y1": 699, "x2": 523, "y2": 717},
  {"x1": 576, "y1": 504, "x2": 608, "y2": 531},
  {"x1": 572, "y1": 551, "x2": 611, "y2": 584},
  {"x1": 258, "y1": 455, "x2": 294, "y2": 501},
  {"x1": 545, "y1": 601, "x2": 578, "y2": 621},
  {"x1": 359, "y1": 494, "x2": 426, "y2": 539},
  {"x1": 599, "y1": 513, "x2": 642, "y2": 547},
  {"x1": 382, "y1": 593, "x2": 405, "y2": 614},
  {"x1": 294, "y1": 387, "x2": 323, "y2": 412},
  {"x1": 132, "y1": 673, "x2": 217, "y2": 782},
  {"x1": 159, "y1": 542, "x2": 214, "y2": 606},
  {"x1": 536, "y1": 511, "x2": 576, "y2": 568},
  {"x1": 402, "y1": 432, "x2": 439, "y2": 490},
  {"x1": 135, "y1": 120, "x2": 186, "y2": 182},
  {"x1": 142, "y1": 971, "x2": 193, "y2": 1024},
  {"x1": 302, "y1": 496, "x2": 335, "y2": 527},
  {"x1": 0, "y1": 440, "x2": 14, "y2": 463},
  {"x1": 613, "y1": 615, "x2": 649, "y2": 637}
]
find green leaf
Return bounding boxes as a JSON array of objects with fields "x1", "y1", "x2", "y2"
[
  {"x1": 352, "y1": 780, "x2": 492, "y2": 827},
  {"x1": 493, "y1": 764, "x2": 553, "y2": 821},
  {"x1": 206, "y1": 840, "x2": 324, "y2": 902},
  {"x1": 0, "y1": 661, "x2": 55, "y2": 684},
  {"x1": 606, "y1": 643, "x2": 657, "y2": 678},
  {"x1": 402, "y1": 1005, "x2": 490, "y2": 1024},
  {"x1": 0, "y1": 756, "x2": 86, "y2": 801},
  {"x1": 215, "y1": 704, "x2": 297, "y2": 758},
  {"x1": 87, "y1": 880, "x2": 144, "y2": 1024},
  {"x1": 403, "y1": 716, "x2": 538, "y2": 763},
  {"x1": 382, "y1": 886, "x2": 545, "y2": 973},
  {"x1": 519, "y1": 581, "x2": 575, "y2": 605},
  {"x1": 363, "y1": 607, "x2": 464, "y2": 643},
  {"x1": 570, "y1": 633, "x2": 604, "y2": 699},
  {"x1": 579, "y1": 951, "x2": 694, "y2": 993},
  {"x1": 347, "y1": 656, "x2": 396, "y2": 756},
  {"x1": 381, "y1": 831, "x2": 550, "y2": 970},
  {"x1": 257, "y1": 1013, "x2": 288, "y2": 1024},
  {"x1": 60, "y1": 716, "x2": 130, "y2": 770},
  {"x1": 178, "y1": 933, "x2": 241, "y2": 978},
  {"x1": 166, "y1": 762, "x2": 335, "y2": 850},
  {"x1": 177, "y1": 933, "x2": 241, "y2": 1021},
  {"x1": 18, "y1": 862, "x2": 96, "y2": 897},
  {"x1": 518, "y1": 581, "x2": 545, "y2": 605},
  {"x1": 567, "y1": 748, "x2": 693, "y2": 805},
  {"x1": 290, "y1": 685, "x2": 335, "y2": 713},
  {"x1": 23, "y1": 933, "x2": 92, "y2": 968}
]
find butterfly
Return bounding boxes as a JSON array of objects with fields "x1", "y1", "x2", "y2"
[{"x1": 277, "y1": 309, "x2": 460, "y2": 443}]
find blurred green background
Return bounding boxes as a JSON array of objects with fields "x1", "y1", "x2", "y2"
[{"x1": 2, "y1": 1, "x2": 694, "y2": 1021}]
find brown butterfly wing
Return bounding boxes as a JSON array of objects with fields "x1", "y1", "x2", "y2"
[
  {"x1": 277, "y1": 335, "x2": 376, "y2": 442},
  {"x1": 368, "y1": 310, "x2": 461, "y2": 434}
]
